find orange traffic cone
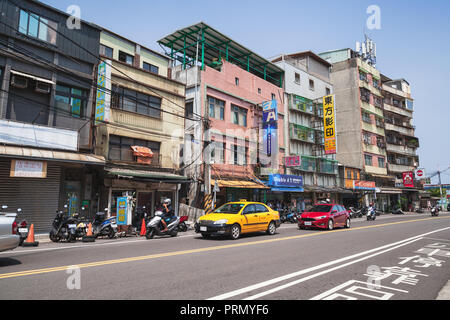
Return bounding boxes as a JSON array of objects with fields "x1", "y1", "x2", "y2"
[
  {"x1": 22, "y1": 224, "x2": 39, "y2": 247},
  {"x1": 82, "y1": 222, "x2": 95, "y2": 242},
  {"x1": 86, "y1": 223, "x2": 93, "y2": 236},
  {"x1": 140, "y1": 218, "x2": 147, "y2": 236}
]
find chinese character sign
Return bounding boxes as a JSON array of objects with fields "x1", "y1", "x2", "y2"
[
  {"x1": 262, "y1": 99, "x2": 278, "y2": 158},
  {"x1": 323, "y1": 95, "x2": 337, "y2": 154},
  {"x1": 402, "y1": 171, "x2": 414, "y2": 188},
  {"x1": 95, "y1": 60, "x2": 111, "y2": 125},
  {"x1": 116, "y1": 196, "x2": 129, "y2": 226}
]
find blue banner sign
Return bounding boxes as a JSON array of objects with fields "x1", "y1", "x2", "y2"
[{"x1": 268, "y1": 174, "x2": 303, "y2": 188}]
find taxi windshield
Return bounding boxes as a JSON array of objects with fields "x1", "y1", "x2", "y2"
[{"x1": 213, "y1": 203, "x2": 245, "y2": 214}]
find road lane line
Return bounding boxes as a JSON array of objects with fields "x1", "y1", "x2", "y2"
[
  {"x1": 208, "y1": 226, "x2": 450, "y2": 300},
  {"x1": 1, "y1": 217, "x2": 449, "y2": 280},
  {"x1": 245, "y1": 238, "x2": 422, "y2": 300}
]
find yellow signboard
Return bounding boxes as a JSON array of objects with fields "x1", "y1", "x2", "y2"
[{"x1": 323, "y1": 95, "x2": 337, "y2": 155}]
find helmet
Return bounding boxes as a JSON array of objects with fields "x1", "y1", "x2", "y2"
[
  {"x1": 163, "y1": 198, "x2": 171, "y2": 205},
  {"x1": 154, "y1": 211, "x2": 163, "y2": 217}
]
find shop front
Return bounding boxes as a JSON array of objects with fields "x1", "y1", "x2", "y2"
[
  {"x1": 266, "y1": 174, "x2": 304, "y2": 210},
  {"x1": 210, "y1": 178, "x2": 269, "y2": 208},
  {"x1": 101, "y1": 167, "x2": 189, "y2": 230},
  {"x1": 0, "y1": 146, "x2": 105, "y2": 233}
]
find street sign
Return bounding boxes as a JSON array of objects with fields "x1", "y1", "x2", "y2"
[
  {"x1": 214, "y1": 180, "x2": 220, "y2": 192},
  {"x1": 415, "y1": 168, "x2": 425, "y2": 180}
]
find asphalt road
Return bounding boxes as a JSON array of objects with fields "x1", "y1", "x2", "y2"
[{"x1": 1, "y1": 212, "x2": 450, "y2": 301}]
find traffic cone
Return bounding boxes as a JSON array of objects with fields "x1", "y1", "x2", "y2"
[
  {"x1": 22, "y1": 224, "x2": 39, "y2": 247},
  {"x1": 82, "y1": 222, "x2": 95, "y2": 242},
  {"x1": 140, "y1": 218, "x2": 147, "y2": 236}
]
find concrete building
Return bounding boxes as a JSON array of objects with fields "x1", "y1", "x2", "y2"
[
  {"x1": 159, "y1": 22, "x2": 286, "y2": 208},
  {"x1": 0, "y1": 0, "x2": 104, "y2": 232},
  {"x1": 271, "y1": 51, "x2": 343, "y2": 209},
  {"x1": 94, "y1": 28, "x2": 187, "y2": 218},
  {"x1": 319, "y1": 48, "x2": 420, "y2": 211}
]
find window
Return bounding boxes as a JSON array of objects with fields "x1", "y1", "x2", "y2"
[
  {"x1": 108, "y1": 135, "x2": 160, "y2": 163},
  {"x1": 243, "y1": 204, "x2": 256, "y2": 214},
  {"x1": 100, "y1": 44, "x2": 113, "y2": 58},
  {"x1": 294, "y1": 73, "x2": 300, "y2": 84},
  {"x1": 119, "y1": 51, "x2": 134, "y2": 65},
  {"x1": 18, "y1": 9, "x2": 57, "y2": 44},
  {"x1": 347, "y1": 170, "x2": 352, "y2": 180},
  {"x1": 359, "y1": 71, "x2": 367, "y2": 82},
  {"x1": 364, "y1": 154, "x2": 373, "y2": 166},
  {"x1": 208, "y1": 96, "x2": 224, "y2": 120},
  {"x1": 271, "y1": 93, "x2": 276, "y2": 100},
  {"x1": 258, "y1": 88, "x2": 261, "y2": 94},
  {"x1": 231, "y1": 144, "x2": 246, "y2": 165},
  {"x1": 378, "y1": 157, "x2": 385, "y2": 168},
  {"x1": 235, "y1": 77, "x2": 239, "y2": 86},
  {"x1": 143, "y1": 62, "x2": 159, "y2": 75},
  {"x1": 255, "y1": 204, "x2": 268, "y2": 213},
  {"x1": 362, "y1": 112, "x2": 371, "y2": 123},
  {"x1": 325, "y1": 87, "x2": 331, "y2": 95},
  {"x1": 231, "y1": 105, "x2": 247, "y2": 127},
  {"x1": 111, "y1": 85, "x2": 161, "y2": 118},
  {"x1": 185, "y1": 100, "x2": 194, "y2": 119},
  {"x1": 210, "y1": 141, "x2": 225, "y2": 164},
  {"x1": 55, "y1": 84, "x2": 88, "y2": 118},
  {"x1": 309, "y1": 79, "x2": 315, "y2": 91}
]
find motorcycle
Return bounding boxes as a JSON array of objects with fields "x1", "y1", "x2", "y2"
[
  {"x1": 178, "y1": 215, "x2": 189, "y2": 232},
  {"x1": 431, "y1": 206, "x2": 439, "y2": 217},
  {"x1": 285, "y1": 211, "x2": 298, "y2": 223},
  {"x1": 415, "y1": 207, "x2": 424, "y2": 214},
  {"x1": 73, "y1": 207, "x2": 90, "y2": 239},
  {"x1": 366, "y1": 206, "x2": 376, "y2": 221},
  {"x1": 392, "y1": 207, "x2": 404, "y2": 215},
  {"x1": 14, "y1": 208, "x2": 29, "y2": 246},
  {"x1": 49, "y1": 205, "x2": 78, "y2": 242},
  {"x1": 91, "y1": 209, "x2": 117, "y2": 239},
  {"x1": 145, "y1": 210, "x2": 180, "y2": 239},
  {"x1": 349, "y1": 207, "x2": 362, "y2": 219}
]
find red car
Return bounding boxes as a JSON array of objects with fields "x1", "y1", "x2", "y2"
[{"x1": 298, "y1": 203, "x2": 351, "y2": 230}]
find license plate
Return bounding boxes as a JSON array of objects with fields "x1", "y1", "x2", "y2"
[
  {"x1": 68, "y1": 224, "x2": 77, "y2": 228},
  {"x1": 305, "y1": 222, "x2": 312, "y2": 226},
  {"x1": 200, "y1": 226, "x2": 207, "y2": 232},
  {"x1": 111, "y1": 224, "x2": 117, "y2": 228},
  {"x1": 18, "y1": 228, "x2": 28, "y2": 233}
]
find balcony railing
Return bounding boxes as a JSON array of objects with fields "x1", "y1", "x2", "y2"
[{"x1": 290, "y1": 124, "x2": 315, "y2": 143}]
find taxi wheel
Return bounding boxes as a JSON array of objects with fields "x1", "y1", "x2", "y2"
[
  {"x1": 267, "y1": 221, "x2": 276, "y2": 235},
  {"x1": 230, "y1": 224, "x2": 241, "y2": 240}
]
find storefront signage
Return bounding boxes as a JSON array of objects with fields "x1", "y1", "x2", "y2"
[
  {"x1": 262, "y1": 99, "x2": 278, "y2": 157},
  {"x1": 345, "y1": 179, "x2": 376, "y2": 190},
  {"x1": 424, "y1": 184, "x2": 450, "y2": 190},
  {"x1": 323, "y1": 95, "x2": 337, "y2": 155},
  {"x1": 95, "y1": 59, "x2": 112, "y2": 124},
  {"x1": 116, "y1": 196, "x2": 129, "y2": 225},
  {"x1": 285, "y1": 155, "x2": 301, "y2": 167},
  {"x1": 0, "y1": 119, "x2": 78, "y2": 151},
  {"x1": 268, "y1": 174, "x2": 303, "y2": 188},
  {"x1": 10, "y1": 159, "x2": 47, "y2": 178},
  {"x1": 402, "y1": 171, "x2": 414, "y2": 188},
  {"x1": 415, "y1": 168, "x2": 425, "y2": 180}
]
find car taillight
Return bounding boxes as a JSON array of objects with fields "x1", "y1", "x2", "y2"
[
  {"x1": 20, "y1": 221, "x2": 27, "y2": 228},
  {"x1": 12, "y1": 221, "x2": 18, "y2": 235}
]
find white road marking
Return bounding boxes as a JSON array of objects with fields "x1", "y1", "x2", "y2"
[{"x1": 208, "y1": 226, "x2": 450, "y2": 300}]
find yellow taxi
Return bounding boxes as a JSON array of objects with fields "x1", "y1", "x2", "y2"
[{"x1": 194, "y1": 200, "x2": 281, "y2": 240}]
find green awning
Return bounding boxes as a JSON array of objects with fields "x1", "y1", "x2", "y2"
[{"x1": 105, "y1": 167, "x2": 188, "y2": 182}]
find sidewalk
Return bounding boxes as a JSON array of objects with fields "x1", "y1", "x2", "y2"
[{"x1": 437, "y1": 280, "x2": 450, "y2": 300}]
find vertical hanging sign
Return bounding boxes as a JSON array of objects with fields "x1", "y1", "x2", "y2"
[
  {"x1": 95, "y1": 60, "x2": 111, "y2": 125},
  {"x1": 262, "y1": 99, "x2": 278, "y2": 157},
  {"x1": 323, "y1": 95, "x2": 337, "y2": 154}
]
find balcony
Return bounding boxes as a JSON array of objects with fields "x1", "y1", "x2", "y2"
[
  {"x1": 318, "y1": 158, "x2": 338, "y2": 175},
  {"x1": 362, "y1": 121, "x2": 385, "y2": 136},
  {"x1": 362, "y1": 143, "x2": 387, "y2": 156},
  {"x1": 289, "y1": 96, "x2": 314, "y2": 115},
  {"x1": 361, "y1": 101, "x2": 384, "y2": 118},
  {"x1": 365, "y1": 165, "x2": 388, "y2": 175},
  {"x1": 384, "y1": 123, "x2": 415, "y2": 136},
  {"x1": 386, "y1": 143, "x2": 417, "y2": 156},
  {"x1": 290, "y1": 124, "x2": 315, "y2": 144},
  {"x1": 383, "y1": 102, "x2": 413, "y2": 118},
  {"x1": 388, "y1": 163, "x2": 415, "y2": 173}
]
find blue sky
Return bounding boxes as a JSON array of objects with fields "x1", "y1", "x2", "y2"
[{"x1": 43, "y1": 0, "x2": 450, "y2": 184}]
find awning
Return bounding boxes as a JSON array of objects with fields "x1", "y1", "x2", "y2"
[
  {"x1": 377, "y1": 187, "x2": 402, "y2": 194},
  {"x1": 211, "y1": 179, "x2": 269, "y2": 189},
  {"x1": 0, "y1": 145, "x2": 105, "y2": 165},
  {"x1": 10, "y1": 70, "x2": 55, "y2": 85},
  {"x1": 271, "y1": 187, "x2": 304, "y2": 193},
  {"x1": 105, "y1": 167, "x2": 188, "y2": 183},
  {"x1": 367, "y1": 173, "x2": 396, "y2": 180},
  {"x1": 131, "y1": 146, "x2": 153, "y2": 158}
]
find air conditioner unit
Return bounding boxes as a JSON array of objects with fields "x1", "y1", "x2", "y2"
[
  {"x1": 11, "y1": 75, "x2": 28, "y2": 88},
  {"x1": 35, "y1": 81, "x2": 51, "y2": 94}
]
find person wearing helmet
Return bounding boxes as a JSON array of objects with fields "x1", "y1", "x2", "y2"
[{"x1": 160, "y1": 198, "x2": 174, "y2": 232}]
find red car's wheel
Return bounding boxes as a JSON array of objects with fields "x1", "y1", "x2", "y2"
[{"x1": 327, "y1": 219, "x2": 334, "y2": 231}]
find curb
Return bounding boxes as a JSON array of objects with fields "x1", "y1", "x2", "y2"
[{"x1": 436, "y1": 280, "x2": 450, "y2": 300}]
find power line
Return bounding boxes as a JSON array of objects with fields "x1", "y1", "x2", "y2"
[{"x1": 2, "y1": 0, "x2": 204, "y2": 121}]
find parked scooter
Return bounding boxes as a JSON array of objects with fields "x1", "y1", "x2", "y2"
[
  {"x1": 431, "y1": 205, "x2": 439, "y2": 217},
  {"x1": 73, "y1": 207, "x2": 89, "y2": 239},
  {"x1": 145, "y1": 210, "x2": 180, "y2": 239},
  {"x1": 349, "y1": 207, "x2": 362, "y2": 219},
  {"x1": 15, "y1": 208, "x2": 29, "y2": 245},
  {"x1": 285, "y1": 211, "x2": 298, "y2": 223},
  {"x1": 392, "y1": 207, "x2": 404, "y2": 215},
  {"x1": 49, "y1": 205, "x2": 78, "y2": 242},
  {"x1": 178, "y1": 216, "x2": 189, "y2": 232},
  {"x1": 415, "y1": 207, "x2": 424, "y2": 214},
  {"x1": 91, "y1": 208, "x2": 117, "y2": 239},
  {"x1": 366, "y1": 205, "x2": 376, "y2": 221}
]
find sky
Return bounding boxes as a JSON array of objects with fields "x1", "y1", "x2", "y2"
[{"x1": 42, "y1": 0, "x2": 450, "y2": 184}]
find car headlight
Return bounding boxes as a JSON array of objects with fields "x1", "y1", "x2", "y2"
[
  {"x1": 316, "y1": 216, "x2": 327, "y2": 220},
  {"x1": 213, "y1": 219, "x2": 228, "y2": 225}
]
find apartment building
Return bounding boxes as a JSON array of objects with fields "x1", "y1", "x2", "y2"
[
  {"x1": 0, "y1": 0, "x2": 104, "y2": 232},
  {"x1": 94, "y1": 28, "x2": 187, "y2": 217},
  {"x1": 159, "y1": 22, "x2": 285, "y2": 207},
  {"x1": 271, "y1": 51, "x2": 344, "y2": 209},
  {"x1": 319, "y1": 48, "x2": 420, "y2": 211}
]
